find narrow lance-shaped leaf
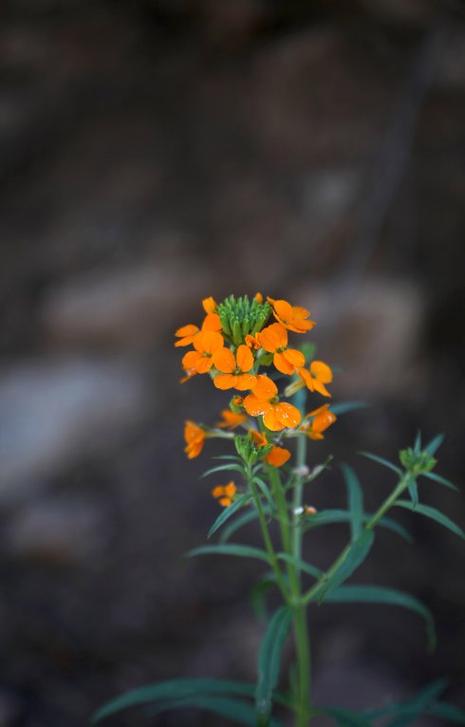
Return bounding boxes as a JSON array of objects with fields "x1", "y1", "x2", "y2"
[
  {"x1": 359, "y1": 451, "x2": 402, "y2": 476},
  {"x1": 145, "y1": 695, "x2": 281, "y2": 726},
  {"x1": 92, "y1": 678, "x2": 257, "y2": 723},
  {"x1": 395, "y1": 501, "x2": 465, "y2": 540},
  {"x1": 341, "y1": 464, "x2": 363, "y2": 541},
  {"x1": 414, "y1": 430, "x2": 422, "y2": 454},
  {"x1": 330, "y1": 401, "x2": 368, "y2": 416},
  {"x1": 316, "y1": 530, "x2": 375, "y2": 602},
  {"x1": 407, "y1": 477, "x2": 419, "y2": 508},
  {"x1": 187, "y1": 544, "x2": 271, "y2": 562},
  {"x1": 250, "y1": 574, "x2": 277, "y2": 622},
  {"x1": 422, "y1": 471, "x2": 459, "y2": 492},
  {"x1": 208, "y1": 494, "x2": 250, "y2": 539},
  {"x1": 256, "y1": 606, "x2": 292, "y2": 724},
  {"x1": 424, "y1": 433, "x2": 444, "y2": 456},
  {"x1": 201, "y1": 463, "x2": 244, "y2": 478},
  {"x1": 364, "y1": 679, "x2": 447, "y2": 723},
  {"x1": 303, "y1": 509, "x2": 413, "y2": 543},
  {"x1": 277, "y1": 552, "x2": 322, "y2": 579},
  {"x1": 219, "y1": 508, "x2": 261, "y2": 544},
  {"x1": 426, "y1": 701, "x2": 465, "y2": 724},
  {"x1": 325, "y1": 585, "x2": 436, "y2": 650}
]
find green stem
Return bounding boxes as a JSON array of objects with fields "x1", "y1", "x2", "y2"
[
  {"x1": 302, "y1": 472, "x2": 412, "y2": 606},
  {"x1": 290, "y1": 426, "x2": 312, "y2": 727}
]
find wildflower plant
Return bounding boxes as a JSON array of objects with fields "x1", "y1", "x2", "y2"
[{"x1": 94, "y1": 294, "x2": 465, "y2": 726}]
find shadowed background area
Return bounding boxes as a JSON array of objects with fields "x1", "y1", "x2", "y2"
[{"x1": 0, "y1": 0, "x2": 464, "y2": 725}]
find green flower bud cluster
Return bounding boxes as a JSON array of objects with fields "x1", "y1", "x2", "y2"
[
  {"x1": 234, "y1": 433, "x2": 272, "y2": 466},
  {"x1": 399, "y1": 447, "x2": 437, "y2": 476},
  {"x1": 218, "y1": 295, "x2": 271, "y2": 346}
]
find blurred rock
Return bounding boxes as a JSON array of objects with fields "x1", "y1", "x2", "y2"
[
  {"x1": 41, "y1": 262, "x2": 210, "y2": 348},
  {"x1": 0, "y1": 358, "x2": 148, "y2": 501},
  {"x1": 5, "y1": 497, "x2": 105, "y2": 565},
  {"x1": 298, "y1": 278, "x2": 425, "y2": 397}
]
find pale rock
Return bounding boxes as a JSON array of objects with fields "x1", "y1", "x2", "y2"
[{"x1": 0, "y1": 358, "x2": 148, "y2": 500}]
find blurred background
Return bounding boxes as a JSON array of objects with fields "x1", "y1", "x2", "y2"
[{"x1": 1, "y1": 0, "x2": 465, "y2": 724}]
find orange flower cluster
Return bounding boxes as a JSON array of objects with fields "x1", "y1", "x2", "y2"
[{"x1": 177, "y1": 294, "x2": 336, "y2": 501}]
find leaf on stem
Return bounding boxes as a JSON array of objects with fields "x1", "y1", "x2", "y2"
[
  {"x1": 407, "y1": 477, "x2": 419, "y2": 508},
  {"x1": 277, "y1": 552, "x2": 322, "y2": 579},
  {"x1": 421, "y1": 471, "x2": 459, "y2": 492},
  {"x1": 324, "y1": 584, "x2": 436, "y2": 650},
  {"x1": 330, "y1": 401, "x2": 368, "y2": 416},
  {"x1": 187, "y1": 544, "x2": 271, "y2": 562},
  {"x1": 341, "y1": 464, "x2": 364, "y2": 541},
  {"x1": 366, "y1": 678, "x2": 448, "y2": 725},
  {"x1": 92, "y1": 677, "x2": 258, "y2": 724},
  {"x1": 316, "y1": 530, "x2": 375, "y2": 602},
  {"x1": 208, "y1": 494, "x2": 251, "y2": 539},
  {"x1": 359, "y1": 451, "x2": 402, "y2": 476},
  {"x1": 394, "y1": 501, "x2": 465, "y2": 540},
  {"x1": 424, "y1": 433, "x2": 444, "y2": 456},
  {"x1": 201, "y1": 463, "x2": 245, "y2": 478},
  {"x1": 303, "y1": 509, "x2": 413, "y2": 543},
  {"x1": 256, "y1": 606, "x2": 292, "y2": 723}
]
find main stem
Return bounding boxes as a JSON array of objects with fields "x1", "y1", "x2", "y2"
[{"x1": 290, "y1": 392, "x2": 312, "y2": 727}]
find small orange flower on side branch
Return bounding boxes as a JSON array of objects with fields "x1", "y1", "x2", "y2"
[
  {"x1": 184, "y1": 421, "x2": 206, "y2": 459},
  {"x1": 212, "y1": 481, "x2": 237, "y2": 507},
  {"x1": 244, "y1": 375, "x2": 301, "y2": 432},
  {"x1": 268, "y1": 297, "x2": 315, "y2": 334},
  {"x1": 216, "y1": 409, "x2": 247, "y2": 429},
  {"x1": 303, "y1": 404, "x2": 337, "y2": 440},
  {"x1": 213, "y1": 345, "x2": 256, "y2": 391}
]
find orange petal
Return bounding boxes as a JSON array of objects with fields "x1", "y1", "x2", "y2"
[
  {"x1": 234, "y1": 373, "x2": 257, "y2": 391},
  {"x1": 307, "y1": 404, "x2": 330, "y2": 417},
  {"x1": 213, "y1": 373, "x2": 236, "y2": 390},
  {"x1": 251, "y1": 374, "x2": 277, "y2": 401},
  {"x1": 202, "y1": 312, "x2": 222, "y2": 331},
  {"x1": 243, "y1": 393, "x2": 272, "y2": 417},
  {"x1": 213, "y1": 347, "x2": 236, "y2": 373},
  {"x1": 196, "y1": 356, "x2": 214, "y2": 374},
  {"x1": 266, "y1": 446, "x2": 291, "y2": 467},
  {"x1": 310, "y1": 360, "x2": 333, "y2": 384},
  {"x1": 182, "y1": 350, "x2": 202, "y2": 372},
  {"x1": 217, "y1": 410, "x2": 247, "y2": 429},
  {"x1": 312, "y1": 379, "x2": 331, "y2": 398},
  {"x1": 257, "y1": 322, "x2": 287, "y2": 352},
  {"x1": 212, "y1": 485, "x2": 224, "y2": 497},
  {"x1": 202, "y1": 296, "x2": 217, "y2": 314},
  {"x1": 269, "y1": 298, "x2": 293, "y2": 322},
  {"x1": 299, "y1": 368, "x2": 314, "y2": 390},
  {"x1": 254, "y1": 292, "x2": 263, "y2": 303},
  {"x1": 175, "y1": 324, "x2": 199, "y2": 337},
  {"x1": 249, "y1": 429, "x2": 268, "y2": 447},
  {"x1": 274, "y1": 402, "x2": 302, "y2": 429},
  {"x1": 175, "y1": 335, "x2": 196, "y2": 348},
  {"x1": 236, "y1": 344, "x2": 254, "y2": 372},
  {"x1": 224, "y1": 481, "x2": 237, "y2": 497},
  {"x1": 263, "y1": 408, "x2": 285, "y2": 431},
  {"x1": 245, "y1": 334, "x2": 260, "y2": 350},
  {"x1": 218, "y1": 497, "x2": 232, "y2": 507}
]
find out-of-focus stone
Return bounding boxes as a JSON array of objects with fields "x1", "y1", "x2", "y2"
[
  {"x1": 297, "y1": 278, "x2": 425, "y2": 397},
  {"x1": 41, "y1": 262, "x2": 210, "y2": 349},
  {"x1": 0, "y1": 358, "x2": 148, "y2": 501},
  {"x1": 5, "y1": 497, "x2": 105, "y2": 565}
]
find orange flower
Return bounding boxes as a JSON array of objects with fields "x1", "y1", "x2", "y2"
[
  {"x1": 182, "y1": 330, "x2": 224, "y2": 375},
  {"x1": 245, "y1": 333, "x2": 261, "y2": 350},
  {"x1": 299, "y1": 360, "x2": 333, "y2": 398},
  {"x1": 266, "y1": 446, "x2": 291, "y2": 467},
  {"x1": 174, "y1": 312, "x2": 222, "y2": 347},
  {"x1": 249, "y1": 429, "x2": 268, "y2": 447},
  {"x1": 254, "y1": 292, "x2": 264, "y2": 303},
  {"x1": 216, "y1": 409, "x2": 247, "y2": 429},
  {"x1": 184, "y1": 420, "x2": 206, "y2": 459},
  {"x1": 268, "y1": 297, "x2": 315, "y2": 334},
  {"x1": 213, "y1": 345, "x2": 257, "y2": 391},
  {"x1": 243, "y1": 375, "x2": 301, "y2": 432},
  {"x1": 305, "y1": 404, "x2": 336, "y2": 440},
  {"x1": 202, "y1": 296, "x2": 217, "y2": 314},
  {"x1": 211, "y1": 481, "x2": 237, "y2": 507},
  {"x1": 257, "y1": 322, "x2": 305, "y2": 375}
]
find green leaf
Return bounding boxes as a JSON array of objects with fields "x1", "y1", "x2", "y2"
[
  {"x1": 378, "y1": 515, "x2": 414, "y2": 543},
  {"x1": 427, "y1": 701, "x2": 465, "y2": 723},
  {"x1": 208, "y1": 494, "x2": 251, "y2": 539},
  {"x1": 359, "y1": 451, "x2": 402, "y2": 476},
  {"x1": 325, "y1": 585, "x2": 436, "y2": 650},
  {"x1": 395, "y1": 501, "x2": 465, "y2": 540},
  {"x1": 319, "y1": 707, "x2": 372, "y2": 726},
  {"x1": 202, "y1": 463, "x2": 244, "y2": 478},
  {"x1": 146, "y1": 695, "x2": 279, "y2": 726},
  {"x1": 425, "y1": 433, "x2": 444, "y2": 456},
  {"x1": 364, "y1": 679, "x2": 447, "y2": 722},
  {"x1": 341, "y1": 464, "x2": 364, "y2": 541},
  {"x1": 385, "y1": 679, "x2": 448, "y2": 726},
  {"x1": 407, "y1": 478, "x2": 419, "y2": 507},
  {"x1": 422, "y1": 471, "x2": 459, "y2": 492},
  {"x1": 303, "y1": 509, "x2": 412, "y2": 542},
  {"x1": 414, "y1": 430, "x2": 422, "y2": 454},
  {"x1": 219, "y1": 508, "x2": 261, "y2": 544},
  {"x1": 330, "y1": 401, "x2": 368, "y2": 416},
  {"x1": 316, "y1": 530, "x2": 375, "y2": 602},
  {"x1": 92, "y1": 678, "x2": 257, "y2": 723},
  {"x1": 256, "y1": 606, "x2": 292, "y2": 723},
  {"x1": 277, "y1": 553, "x2": 322, "y2": 579},
  {"x1": 253, "y1": 476, "x2": 275, "y2": 511},
  {"x1": 187, "y1": 544, "x2": 271, "y2": 563},
  {"x1": 250, "y1": 575, "x2": 277, "y2": 622}
]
